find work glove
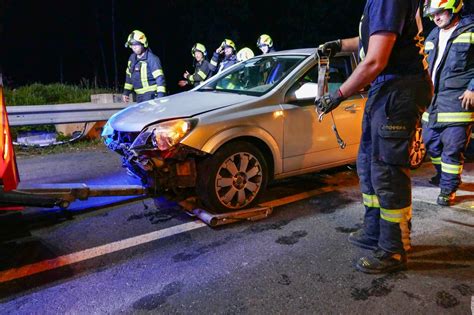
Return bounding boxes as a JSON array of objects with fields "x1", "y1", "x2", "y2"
[
  {"x1": 318, "y1": 39, "x2": 342, "y2": 57},
  {"x1": 314, "y1": 89, "x2": 345, "y2": 116}
]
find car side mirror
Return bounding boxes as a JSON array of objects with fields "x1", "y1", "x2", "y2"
[{"x1": 286, "y1": 82, "x2": 319, "y2": 103}]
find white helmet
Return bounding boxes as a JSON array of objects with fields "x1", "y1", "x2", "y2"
[{"x1": 237, "y1": 47, "x2": 255, "y2": 62}]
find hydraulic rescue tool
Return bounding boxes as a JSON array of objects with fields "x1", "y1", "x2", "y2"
[{"x1": 314, "y1": 48, "x2": 346, "y2": 149}]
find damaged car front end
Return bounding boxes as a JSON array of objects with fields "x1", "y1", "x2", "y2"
[{"x1": 102, "y1": 117, "x2": 206, "y2": 200}]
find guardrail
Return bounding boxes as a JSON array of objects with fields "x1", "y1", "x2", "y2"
[{"x1": 6, "y1": 102, "x2": 130, "y2": 126}]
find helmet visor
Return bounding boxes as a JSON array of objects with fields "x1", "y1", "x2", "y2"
[
  {"x1": 423, "y1": 6, "x2": 446, "y2": 17},
  {"x1": 128, "y1": 40, "x2": 143, "y2": 47}
]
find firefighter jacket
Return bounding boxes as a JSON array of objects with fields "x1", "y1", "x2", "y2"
[
  {"x1": 209, "y1": 52, "x2": 238, "y2": 74},
  {"x1": 123, "y1": 49, "x2": 167, "y2": 98},
  {"x1": 187, "y1": 59, "x2": 211, "y2": 86},
  {"x1": 423, "y1": 15, "x2": 474, "y2": 128}
]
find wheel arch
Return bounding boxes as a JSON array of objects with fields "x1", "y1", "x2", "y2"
[{"x1": 200, "y1": 128, "x2": 282, "y2": 177}]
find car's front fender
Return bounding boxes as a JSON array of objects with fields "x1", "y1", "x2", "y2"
[{"x1": 199, "y1": 126, "x2": 283, "y2": 175}]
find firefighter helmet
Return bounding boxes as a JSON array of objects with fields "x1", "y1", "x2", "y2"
[
  {"x1": 237, "y1": 47, "x2": 255, "y2": 62},
  {"x1": 125, "y1": 30, "x2": 148, "y2": 48},
  {"x1": 221, "y1": 39, "x2": 236, "y2": 51},
  {"x1": 257, "y1": 34, "x2": 273, "y2": 48},
  {"x1": 424, "y1": 0, "x2": 463, "y2": 17},
  {"x1": 192, "y1": 43, "x2": 207, "y2": 57}
]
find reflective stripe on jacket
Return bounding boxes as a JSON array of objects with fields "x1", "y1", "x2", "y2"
[
  {"x1": 209, "y1": 52, "x2": 238, "y2": 74},
  {"x1": 188, "y1": 60, "x2": 211, "y2": 86},
  {"x1": 123, "y1": 49, "x2": 167, "y2": 98},
  {"x1": 422, "y1": 15, "x2": 474, "y2": 127}
]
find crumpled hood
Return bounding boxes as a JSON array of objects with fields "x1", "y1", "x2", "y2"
[{"x1": 108, "y1": 91, "x2": 255, "y2": 132}]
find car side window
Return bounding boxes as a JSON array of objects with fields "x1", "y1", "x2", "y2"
[
  {"x1": 289, "y1": 56, "x2": 352, "y2": 95},
  {"x1": 328, "y1": 56, "x2": 351, "y2": 93}
]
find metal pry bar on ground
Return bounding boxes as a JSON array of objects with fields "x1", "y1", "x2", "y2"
[
  {"x1": 189, "y1": 206, "x2": 273, "y2": 227},
  {"x1": 178, "y1": 197, "x2": 273, "y2": 227}
]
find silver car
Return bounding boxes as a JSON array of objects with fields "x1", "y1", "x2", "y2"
[{"x1": 102, "y1": 49, "x2": 425, "y2": 212}]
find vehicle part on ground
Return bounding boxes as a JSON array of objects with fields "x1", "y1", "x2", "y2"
[
  {"x1": 189, "y1": 206, "x2": 273, "y2": 227},
  {"x1": 409, "y1": 127, "x2": 426, "y2": 169},
  {"x1": 197, "y1": 141, "x2": 269, "y2": 213},
  {"x1": 13, "y1": 124, "x2": 88, "y2": 148}
]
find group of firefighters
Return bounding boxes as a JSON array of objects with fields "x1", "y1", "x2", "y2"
[
  {"x1": 121, "y1": 0, "x2": 473, "y2": 274},
  {"x1": 122, "y1": 33, "x2": 275, "y2": 103}
]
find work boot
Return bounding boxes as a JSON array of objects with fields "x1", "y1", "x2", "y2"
[
  {"x1": 429, "y1": 174, "x2": 440, "y2": 186},
  {"x1": 437, "y1": 190, "x2": 456, "y2": 206},
  {"x1": 348, "y1": 229, "x2": 378, "y2": 250},
  {"x1": 356, "y1": 248, "x2": 407, "y2": 274}
]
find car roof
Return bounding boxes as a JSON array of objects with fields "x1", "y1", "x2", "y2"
[
  {"x1": 270, "y1": 48, "x2": 316, "y2": 55},
  {"x1": 263, "y1": 48, "x2": 353, "y2": 58}
]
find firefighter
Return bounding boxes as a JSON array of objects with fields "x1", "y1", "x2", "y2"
[
  {"x1": 178, "y1": 43, "x2": 212, "y2": 87},
  {"x1": 236, "y1": 47, "x2": 255, "y2": 62},
  {"x1": 316, "y1": 0, "x2": 433, "y2": 273},
  {"x1": 257, "y1": 34, "x2": 275, "y2": 54},
  {"x1": 209, "y1": 39, "x2": 238, "y2": 74},
  {"x1": 122, "y1": 30, "x2": 167, "y2": 103},
  {"x1": 421, "y1": 0, "x2": 474, "y2": 206}
]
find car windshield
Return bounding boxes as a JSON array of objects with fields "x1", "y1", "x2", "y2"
[{"x1": 198, "y1": 55, "x2": 307, "y2": 96}]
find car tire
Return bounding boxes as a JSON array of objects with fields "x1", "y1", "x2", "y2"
[
  {"x1": 197, "y1": 141, "x2": 268, "y2": 213},
  {"x1": 409, "y1": 126, "x2": 426, "y2": 170}
]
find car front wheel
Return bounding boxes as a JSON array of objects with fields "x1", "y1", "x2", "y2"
[{"x1": 197, "y1": 141, "x2": 268, "y2": 213}]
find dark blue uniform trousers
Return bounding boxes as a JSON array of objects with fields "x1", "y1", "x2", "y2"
[
  {"x1": 422, "y1": 125, "x2": 471, "y2": 193},
  {"x1": 357, "y1": 76, "x2": 432, "y2": 254}
]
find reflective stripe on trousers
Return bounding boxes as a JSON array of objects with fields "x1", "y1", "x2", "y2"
[
  {"x1": 422, "y1": 125, "x2": 471, "y2": 192},
  {"x1": 361, "y1": 194, "x2": 411, "y2": 252},
  {"x1": 357, "y1": 76, "x2": 431, "y2": 254}
]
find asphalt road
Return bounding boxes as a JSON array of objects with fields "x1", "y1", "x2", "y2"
[{"x1": 0, "y1": 147, "x2": 472, "y2": 314}]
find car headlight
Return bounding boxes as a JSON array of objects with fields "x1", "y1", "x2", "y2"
[{"x1": 131, "y1": 118, "x2": 197, "y2": 151}]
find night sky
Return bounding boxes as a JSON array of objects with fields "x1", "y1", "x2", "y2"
[{"x1": 2, "y1": 0, "x2": 473, "y2": 94}]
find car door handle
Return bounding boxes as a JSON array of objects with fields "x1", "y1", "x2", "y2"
[{"x1": 344, "y1": 104, "x2": 360, "y2": 113}]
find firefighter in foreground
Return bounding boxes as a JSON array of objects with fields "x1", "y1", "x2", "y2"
[
  {"x1": 122, "y1": 30, "x2": 167, "y2": 103},
  {"x1": 422, "y1": 0, "x2": 474, "y2": 206},
  {"x1": 316, "y1": 0, "x2": 433, "y2": 273},
  {"x1": 257, "y1": 34, "x2": 275, "y2": 54},
  {"x1": 209, "y1": 39, "x2": 238, "y2": 74},
  {"x1": 178, "y1": 43, "x2": 212, "y2": 88}
]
